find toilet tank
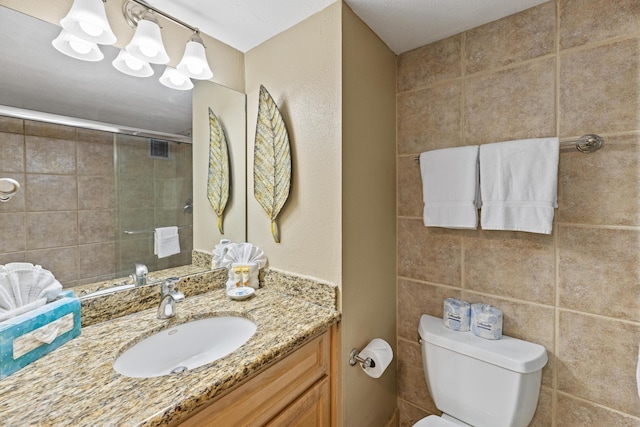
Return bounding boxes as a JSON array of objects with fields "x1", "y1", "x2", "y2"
[{"x1": 419, "y1": 314, "x2": 547, "y2": 427}]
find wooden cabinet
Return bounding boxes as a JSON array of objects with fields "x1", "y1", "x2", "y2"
[{"x1": 177, "y1": 326, "x2": 335, "y2": 427}]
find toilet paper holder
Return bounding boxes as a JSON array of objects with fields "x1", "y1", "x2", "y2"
[{"x1": 349, "y1": 348, "x2": 375, "y2": 369}]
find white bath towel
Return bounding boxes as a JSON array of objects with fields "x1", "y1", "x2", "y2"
[
  {"x1": 479, "y1": 137, "x2": 559, "y2": 234},
  {"x1": 419, "y1": 145, "x2": 480, "y2": 229},
  {"x1": 154, "y1": 226, "x2": 180, "y2": 258}
]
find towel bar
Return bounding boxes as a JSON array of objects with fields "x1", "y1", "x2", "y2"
[
  {"x1": 413, "y1": 134, "x2": 604, "y2": 162},
  {"x1": 123, "y1": 224, "x2": 192, "y2": 235}
]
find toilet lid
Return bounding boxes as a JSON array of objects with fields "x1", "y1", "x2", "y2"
[{"x1": 413, "y1": 415, "x2": 460, "y2": 427}]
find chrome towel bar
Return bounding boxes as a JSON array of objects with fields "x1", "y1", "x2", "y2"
[
  {"x1": 124, "y1": 224, "x2": 192, "y2": 235},
  {"x1": 413, "y1": 134, "x2": 604, "y2": 162}
]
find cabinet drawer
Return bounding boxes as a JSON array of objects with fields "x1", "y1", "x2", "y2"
[
  {"x1": 178, "y1": 330, "x2": 330, "y2": 426},
  {"x1": 266, "y1": 376, "x2": 330, "y2": 427}
]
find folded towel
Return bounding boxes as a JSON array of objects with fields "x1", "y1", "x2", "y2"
[
  {"x1": 420, "y1": 145, "x2": 480, "y2": 229},
  {"x1": 0, "y1": 263, "x2": 62, "y2": 322},
  {"x1": 479, "y1": 138, "x2": 559, "y2": 234},
  {"x1": 154, "y1": 226, "x2": 180, "y2": 258}
]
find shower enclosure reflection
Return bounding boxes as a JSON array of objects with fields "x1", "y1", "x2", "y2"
[{"x1": 115, "y1": 135, "x2": 193, "y2": 278}]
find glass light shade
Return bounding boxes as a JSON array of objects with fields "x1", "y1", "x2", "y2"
[
  {"x1": 112, "y1": 49, "x2": 153, "y2": 77},
  {"x1": 176, "y1": 39, "x2": 213, "y2": 80},
  {"x1": 60, "y1": 0, "x2": 116, "y2": 45},
  {"x1": 125, "y1": 19, "x2": 170, "y2": 64},
  {"x1": 159, "y1": 67, "x2": 193, "y2": 91},
  {"x1": 52, "y1": 29, "x2": 104, "y2": 62}
]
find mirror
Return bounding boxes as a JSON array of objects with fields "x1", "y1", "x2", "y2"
[{"x1": 0, "y1": 5, "x2": 246, "y2": 290}]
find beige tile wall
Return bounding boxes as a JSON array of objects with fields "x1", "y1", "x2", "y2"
[
  {"x1": 0, "y1": 116, "x2": 116, "y2": 287},
  {"x1": 396, "y1": 1, "x2": 640, "y2": 426},
  {"x1": 0, "y1": 117, "x2": 193, "y2": 287}
]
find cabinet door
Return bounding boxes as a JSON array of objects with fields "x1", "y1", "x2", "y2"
[
  {"x1": 177, "y1": 330, "x2": 331, "y2": 426},
  {"x1": 266, "y1": 376, "x2": 330, "y2": 427}
]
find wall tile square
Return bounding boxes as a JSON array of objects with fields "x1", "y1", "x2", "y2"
[
  {"x1": 529, "y1": 387, "x2": 553, "y2": 427},
  {"x1": 397, "y1": 339, "x2": 435, "y2": 412},
  {"x1": 559, "y1": 38, "x2": 640, "y2": 137},
  {"x1": 26, "y1": 246, "x2": 78, "y2": 284},
  {"x1": 558, "y1": 226, "x2": 640, "y2": 322},
  {"x1": 465, "y1": 58, "x2": 555, "y2": 145},
  {"x1": 0, "y1": 212, "x2": 25, "y2": 252},
  {"x1": 26, "y1": 211, "x2": 77, "y2": 249},
  {"x1": 397, "y1": 82, "x2": 462, "y2": 155},
  {"x1": 557, "y1": 310, "x2": 640, "y2": 417},
  {"x1": 397, "y1": 156, "x2": 423, "y2": 218},
  {"x1": 558, "y1": 134, "x2": 640, "y2": 226},
  {"x1": 559, "y1": 0, "x2": 640, "y2": 50},
  {"x1": 397, "y1": 399, "x2": 431, "y2": 427},
  {"x1": 117, "y1": 175, "x2": 154, "y2": 209},
  {"x1": 24, "y1": 120, "x2": 75, "y2": 140},
  {"x1": 78, "y1": 210, "x2": 116, "y2": 244},
  {"x1": 397, "y1": 35, "x2": 461, "y2": 92},
  {"x1": 556, "y1": 393, "x2": 640, "y2": 426},
  {"x1": 117, "y1": 136, "x2": 154, "y2": 177},
  {"x1": 0, "y1": 132, "x2": 24, "y2": 172},
  {"x1": 78, "y1": 242, "x2": 116, "y2": 279},
  {"x1": 465, "y1": 2, "x2": 555, "y2": 75},
  {"x1": 77, "y1": 138, "x2": 114, "y2": 176},
  {"x1": 26, "y1": 174, "x2": 77, "y2": 211},
  {"x1": 78, "y1": 175, "x2": 115, "y2": 210},
  {"x1": 26, "y1": 136, "x2": 76, "y2": 174},
  {"x1": 464, "y1": 230, "x2": 556, "y2": 304},
  {"x1": 397, "y1": 279, "x2": 461, "y2": 341},
  {"x1": 0, "y1": 252, "x2": 26, "y2": 265},
  {"x1": 0, "y1": 116, "x2": 23, "y2": 134},
  {"x1": 398, "y1": 218, "x2": 462, "y2": 286}
]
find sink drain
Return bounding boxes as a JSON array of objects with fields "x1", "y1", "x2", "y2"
[{"x1": 171, "y1": 366, "x2": 188, "y2": 374}]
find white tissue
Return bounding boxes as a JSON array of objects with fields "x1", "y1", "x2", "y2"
[
  {"x1": 443, "y1": 298, "x2": 471, "y2": 331},
  {"x1": 359, "y1": 338, "x2": 393, "y2": 379},
  {"x1": 212, "y1": 239, "x2": 233, "y2": 269},
  {"x1": 471, "y1": 303, "x2": 503, "y2": 340},
  {"x1": 0, "y1": 263, "x2": 62, "y2": 322},
  {"x1": 223, "y1": 243, "x2": 267, "y2": 289}
]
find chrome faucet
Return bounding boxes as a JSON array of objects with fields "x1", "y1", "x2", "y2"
[
  {"x1": 157, "y1": 277, "x2": 184, "y2": 319},
  {"x1": 131, "y1": 263, "x2": 148, "y2": 287}
]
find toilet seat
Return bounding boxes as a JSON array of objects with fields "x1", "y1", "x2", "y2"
[{"x1": 413, "y1": 415, "x2": 460, "y2": 427}]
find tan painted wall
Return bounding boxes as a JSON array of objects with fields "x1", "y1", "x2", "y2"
[
  {"x1": 192, "y1": 81, "x2": 247, "y2": 250},
  {"x1": 0, "y1": 0, "x2": 244, "y2": 91},
  {"x1": 246, "y1": 2, "x2": 397, "y2": 425},
  {"x1": 245, "y1": 2, "x2": 343, "y2": 286},
  {"x1": 341, "y1": 4, "x2": 397, "y2": 426}
]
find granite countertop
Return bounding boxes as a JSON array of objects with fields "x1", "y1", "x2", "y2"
[{"x1": 0, "y1": 285, "x2": 340, "y2": 426}]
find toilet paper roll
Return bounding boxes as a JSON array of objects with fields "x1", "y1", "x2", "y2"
[
  {"x1": 471, "y1": 303, "x2": 503, "y2": 340},
  {"x1": 359, "y1": 338, "x2": 393, "y2": 379},
  {"x1": 443, "y1": 298, "x2": 471, "y2": 331}
]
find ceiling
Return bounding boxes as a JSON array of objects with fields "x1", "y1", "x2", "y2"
[{"x1": 144, "y1": 0, "x2": 548, "y2": 54}]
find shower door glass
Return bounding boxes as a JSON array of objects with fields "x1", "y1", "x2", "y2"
[{"x1": 115, "y1": 134, "x2": 193, "y2": 278}]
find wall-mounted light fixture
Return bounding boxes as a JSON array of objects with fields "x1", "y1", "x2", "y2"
[{"x1": 53, "y1": 0, "x2": 213, "y2": 91}]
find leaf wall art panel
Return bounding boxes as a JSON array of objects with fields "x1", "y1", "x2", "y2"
[{"x1": 253, "y1": 85, "x2": 292, "y2": 243}]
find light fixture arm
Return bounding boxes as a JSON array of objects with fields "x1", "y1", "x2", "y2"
[{"x1": 124, "y1": 0, "x2": 200, "y2": 35}]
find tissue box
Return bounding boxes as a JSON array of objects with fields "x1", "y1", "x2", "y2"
[{"x1": 0, "y1": 290, "x2": 80, "y2": 379}]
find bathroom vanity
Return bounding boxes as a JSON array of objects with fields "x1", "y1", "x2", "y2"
[{"x1": 0, "y1": 270, "x2": 340, "y2": 426}]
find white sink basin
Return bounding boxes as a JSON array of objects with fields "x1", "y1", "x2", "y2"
[{"x1": 113, "y1": 316, "x2": 257, "y2": 378}]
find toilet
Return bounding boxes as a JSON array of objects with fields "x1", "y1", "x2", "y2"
[{"x1": 413, "y1": 314, "x2": 548, "y2": 427}]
